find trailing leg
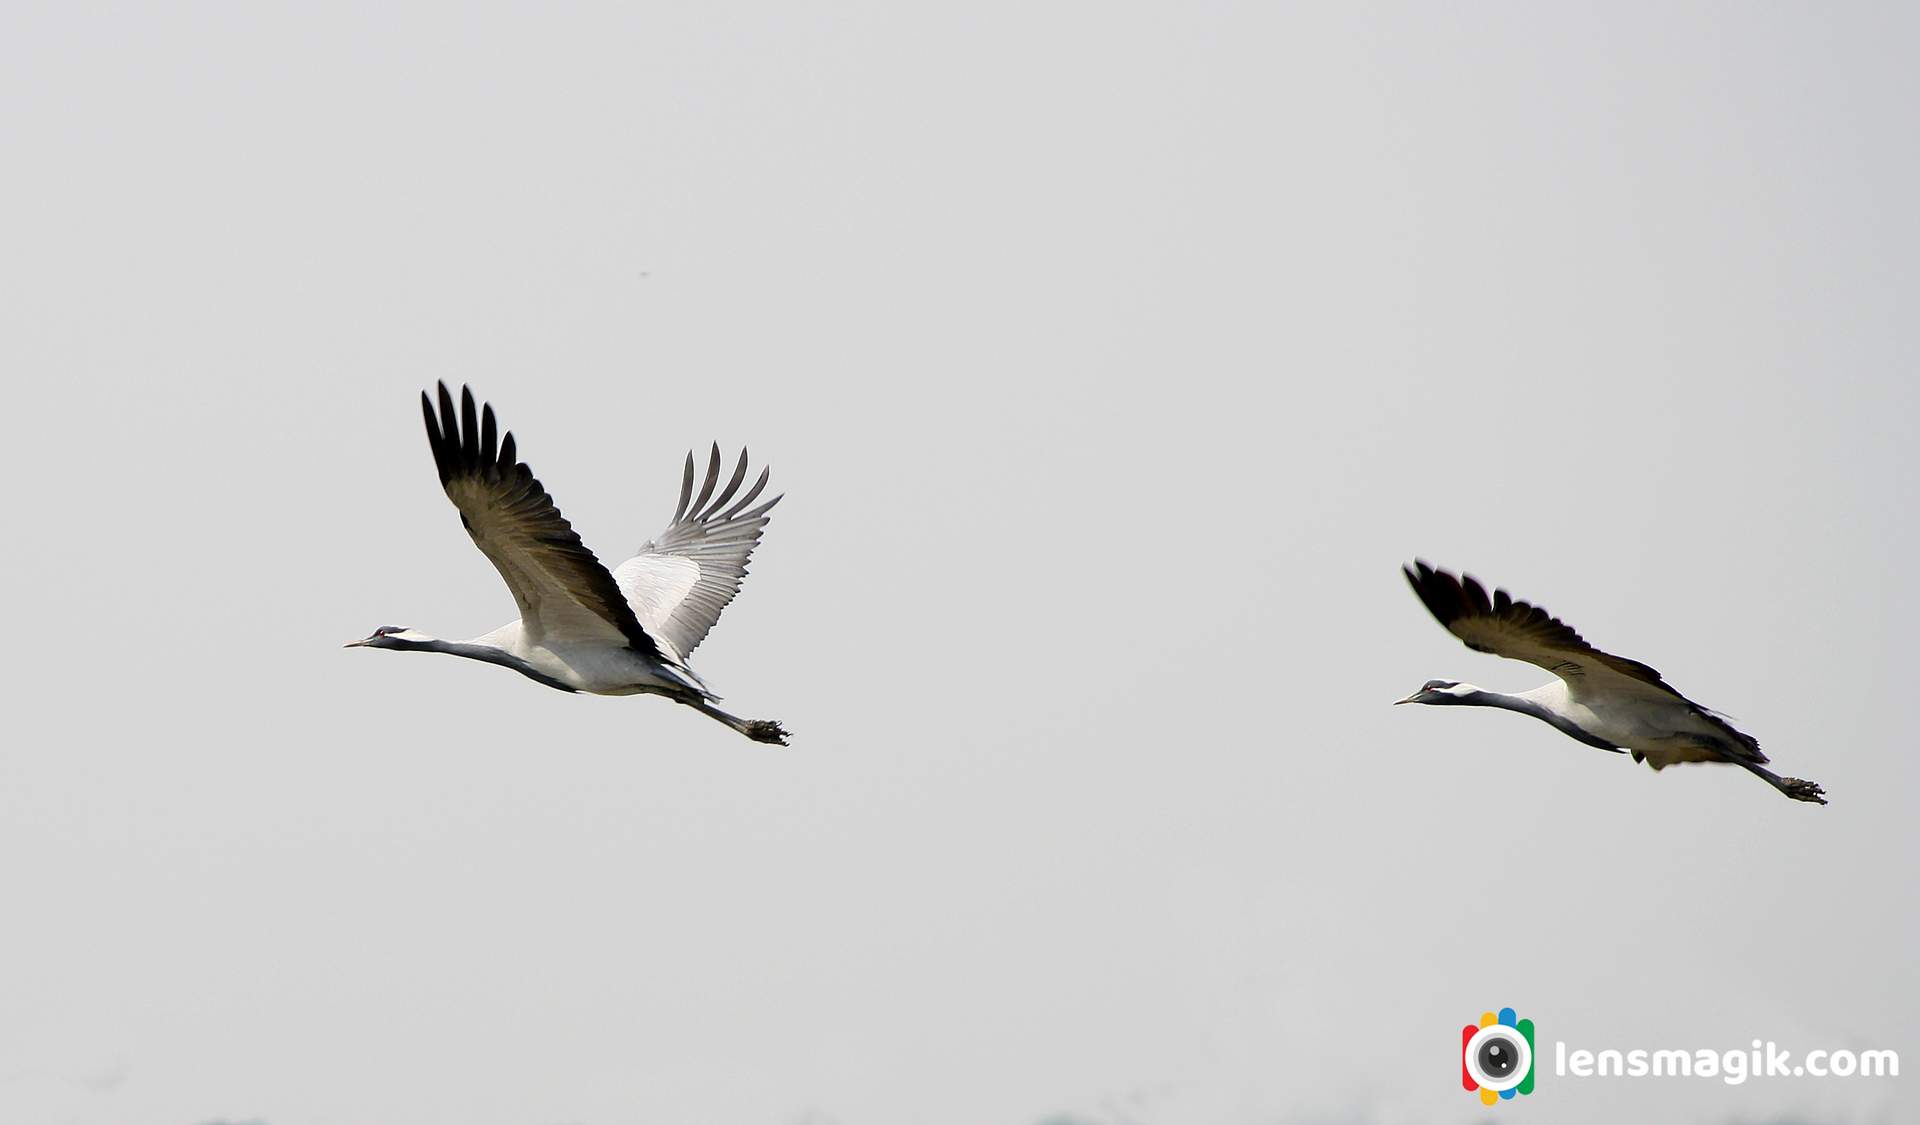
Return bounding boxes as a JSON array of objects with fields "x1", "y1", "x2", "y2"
[
  {"x1": 1731, "y1": 757, "x2": 1826, "y2": 804},
  {"x1": 684, "y1": 697, "x2": 790, "y2": 746}
]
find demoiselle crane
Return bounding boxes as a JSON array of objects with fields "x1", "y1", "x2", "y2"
[
  {"x1": 1397, "y1": 561, "x2": 1824, "y2": 803},
  {"x1": 346, "y1": 383, "x2": 789, "y2": 745}
]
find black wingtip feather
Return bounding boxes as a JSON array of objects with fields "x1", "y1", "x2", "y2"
[
  {"x1": 1462, "y1": 573, "x2": 1492, "y2": 615},
  {"x1": 459, "y1": 386, "x2": 480, "y2": 463},
  {"x1": 1404, "y1": 559, "x2": 1462, "y2": 628},
  {"x1": 421, "y1": 391, "x2": 450, "y2": 483},
  {"x1": 424, "y1": 384, "x2": 526, "y2": 484}
]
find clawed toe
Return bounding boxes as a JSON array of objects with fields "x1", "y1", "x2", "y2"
[
  {"x1": 744, "y1": 719, "x2": 790, "y2": 746},
  {"x1": 1782, "y1": 778, "x2": 1827, "y2": 805}
]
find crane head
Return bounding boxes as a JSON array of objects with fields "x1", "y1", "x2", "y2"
[
  {"x1": 1394, "y1": 678, "x2": 1473, "y2": 705},
  {"x1": 343, "y1": 625, "x2": 417, "y2": 649}
]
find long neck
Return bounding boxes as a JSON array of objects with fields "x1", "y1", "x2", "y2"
[
  {"x1": 1457, "y1": 689, "x2": 1619, "y2": 751},
  {"x1": 1456, "y1": 687, "x2": 1536, "y2": 714},
  {"x1": 385, "y1": 635, "x2": 577, "y2": 693}
]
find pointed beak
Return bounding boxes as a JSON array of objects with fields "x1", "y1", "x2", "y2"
[
  {"x1": 343, "y1": 637, "x2": 371, "y2": 648},
  {"x1": 1393, "y1": 692, "x2": 1421, "y2": 705}
]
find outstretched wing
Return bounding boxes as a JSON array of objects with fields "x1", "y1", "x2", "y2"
[
  {"x1": 612, "y1": 444, "x2": 780, "y2": 660},
  {"x1": 422, "y1": 382, "x2": 663, "y2": 659},
  {"x1": 1402, "y1": 560, "x2": 1683, "y2": 707},
  {"x1": 1405, "y1": 561, "x2": 1772, "y2": 766}
]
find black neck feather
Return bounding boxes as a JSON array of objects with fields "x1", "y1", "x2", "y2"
[
  {"x1": 379, "y1": 636, "x2": 577, "y2": 693},
  {"x1": 1452, "y1": 690, "x2": 1622, "y2": 753}
]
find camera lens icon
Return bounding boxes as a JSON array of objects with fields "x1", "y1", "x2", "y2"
[
  {"x1": 1466, "y1": 1024, "x2": 1530, "y2": 1089},
  {"x1": 1460, "y1": 1008, "x2": 1535, "y2": 1105}
]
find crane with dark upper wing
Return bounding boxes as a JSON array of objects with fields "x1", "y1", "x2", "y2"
[
  {"x1": 345, "y1": 383, "x2": 789, "y2": 745},
  {"x1": 1397, "y1": 561, "x2": 1823, "y2": 803}
]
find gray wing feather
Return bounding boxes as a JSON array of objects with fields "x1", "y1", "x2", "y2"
[{"x1": 613, "y1": 444, "x2": 780, "y2": 659}]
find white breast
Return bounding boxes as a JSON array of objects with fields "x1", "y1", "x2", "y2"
[{"x1": 477, "y1": 621, "x2": 677, "y2": 695}]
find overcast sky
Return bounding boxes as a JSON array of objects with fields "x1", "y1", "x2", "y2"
[{"x1": 2, "y1": 3, "x2": 1914, "y2": 1124}]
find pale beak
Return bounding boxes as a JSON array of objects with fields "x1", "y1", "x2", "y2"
[
  {"x1": 1393, "y1": 692, "x2": 1421, "y2": 705},
  {"x1": 343, "y1": 637, "x2": 372, "y2": 648}
]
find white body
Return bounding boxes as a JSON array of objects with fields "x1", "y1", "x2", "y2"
[{"x1": 468, "y1": 622, "x2": 700, "y2": 696}]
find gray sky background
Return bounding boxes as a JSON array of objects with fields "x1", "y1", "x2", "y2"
[{"x1": 1, "y1": 3, "x2": 1914, "y2": 1124}]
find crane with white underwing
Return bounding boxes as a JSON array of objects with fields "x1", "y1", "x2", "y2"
[{"x1": 346, "y1": 383, "x2": 789, "y2": 745}]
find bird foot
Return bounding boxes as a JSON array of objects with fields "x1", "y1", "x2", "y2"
[
  {"x1": 744, "y1": 719, "x2": 790, "y2": 746},
  {"x1": 1780, "y1": 777, "x2": 1827, "y2": 805}
]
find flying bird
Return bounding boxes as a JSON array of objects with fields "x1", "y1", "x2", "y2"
[
  {"x1": 1397, "y1": 561, "x2": 1823, "y2": 803},
  {"x1": 346, "y1": 383, "x2": 789, "y2": 745}
]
